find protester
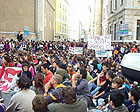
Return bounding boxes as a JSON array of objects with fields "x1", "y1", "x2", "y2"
[
  {"x1": 32, "y1": 95, "x2": 50, "y2": 112},
  {"x1": 108, "y1": 91, "x2": 129, "y2": 112},
  {"x1": 41, "y1": 63, "x2": 53, "y2": 85},
  {"x1": 44, "y1": 74, "x2": 66, "y2": 104},
  {"x1": 72, "y1": 67, "x2": 95, "y2": 108},
  {"x1": 48, "y1": 86, "x2": 87, "y2": 112},
  {"x1": 6, "y1": 75, "x2": 36, "y2": 112},
  {"x1": 124, "y1": 85, "x2": 140, "y2": 112},
  {"x1": 5, "y1": 63, "x2": 32, "y2": 93},
  {"x1": 0, "y1": 55, "x2": 13, "y2": 80},
  {"x1": 0, "y1": 38, "x2": 139, "y2": 111}
]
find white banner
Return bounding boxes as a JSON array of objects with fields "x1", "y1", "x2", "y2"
[
  {"x1": 69, "y1": 47, "x2": 83, "y2": 54},
  {"x1": 96, "y1": 51, "x2": 112, "y2": 57},
  {"x1": 88, "y1": 35, "x2": 111, "y2": 50}
]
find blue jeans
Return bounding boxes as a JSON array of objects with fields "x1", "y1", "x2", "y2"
[
  {"x1": 91, "y1": 87, "x2": 101, "y2": 96},
  {"x1": 89, "y1": 83, "x2": 101, "y2": 96},
  {"x1": 89, "y1": 83, "x2": 97, "y2": 92}
]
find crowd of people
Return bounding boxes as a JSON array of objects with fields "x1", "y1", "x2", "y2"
[{"x1": 0, "y1": 36, "x2": 140, "y2": 112}]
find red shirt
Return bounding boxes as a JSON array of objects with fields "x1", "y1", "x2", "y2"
[
  {"x1": 99, "y1": 76, "x2": 106, "y2": 83},
  {"x1": 131, "y1": 48, "x2": 137, "y2": 53},
  {"x1": 43, "y1": 72, "x2": 53, "y2": 85}
]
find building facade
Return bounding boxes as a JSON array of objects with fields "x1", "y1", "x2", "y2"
[
  {"x1": 0, "y1": 0, "x2": 55, "y2": 41},
  {"x1": 93, "y1": 0, "x2": 140, "y2": 42},
  {"x1": 55, "y1": 0, "x2": 69, "y2": 41}
]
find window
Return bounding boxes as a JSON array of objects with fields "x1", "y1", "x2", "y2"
[
  {"x1": 110, "y1": 0, "x2": 113, "y2": 13},
  {"x1": 60, "y1": 13, "x2": 61, "y2": 19},
  {"x1": 115, "y1": 0, "x2": 117, "y2": 10},
  {"x1": 110, "y1": 26, "x2": 112, "y2": 34},
  {"x1": 63, "y1": 25, "x2": 64, "y2": 33},
  {"x1": 63, "y1": 15, "x2": 64, "y2": 21},
  {"x1": 60, "y1": 24, "x2": 61, "y2": 32},
  {"x1": 120, "y1": 0, "x2": 123, "y2": 5},
  {"x1": 136, "y1": 20, "x2": 140, "y2": 40},
  {"x1": 60, "y1": 3, "x2": 61, "y2": 8},
  {"x1": 114, "y1": 24, "x2": 116, "y2": 40}
]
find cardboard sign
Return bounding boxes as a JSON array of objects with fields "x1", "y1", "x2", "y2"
[{"x1": 88, "y1": 35, "x2": 111, "y2": 50}]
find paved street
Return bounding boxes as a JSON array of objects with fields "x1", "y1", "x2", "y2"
[{"x1": 2, "y1": 92, "x2": 11, "y2": 107}]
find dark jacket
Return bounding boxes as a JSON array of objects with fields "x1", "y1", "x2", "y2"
[
  {"x1": 18, "y1": 71, "x2": 32, "y2": 80},
  {"x1": 48, "y1": 98, "x2": 87, "y2": 112},
  {"x1": 111, "y1": 105, "x2": 129, "y2": 112}
]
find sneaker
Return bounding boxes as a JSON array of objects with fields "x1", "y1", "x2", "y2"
[{"x1": 4, "y1": 89, "x2": 13, "y2": 94}]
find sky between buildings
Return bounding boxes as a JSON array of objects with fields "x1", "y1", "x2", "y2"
[{"x1": 67, "y1": 0, "x2": 92, "y2": 30}]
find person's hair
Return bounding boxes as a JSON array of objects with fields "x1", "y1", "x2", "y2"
[
  {"x1": 35, "y1": 73, "x2": 45, "y2": 92},
  {"x1": 79, "y1": 67, "x2": 87, "y2": 79},
  {"x1": 117, "y1": 74, "x2": 130, "y2": 85},
  {"x1": 103, "y1": 63, "x2": 108, "y2": 68},
  {"x1": 22, "y1": 63, "x2": 29, "y2": 68},
  {"x1": 108, "y1": 70, "x2": 116, "y2": 79},
  {"x1": 54, "y1": 74, "x2": 63, "y2": 84},
  {"x1": 48, "y1": 50, "x2": 54, "y2": 54},
  {"x1": 25, "y1": 53, "x2": 33, "y2": 62},
  {"x1": 32, "y1": 95, "x2": 49, "y2": 112},
  {"x1": 42, "y1": 63, "x2": 50, "y2": 70},
  {"x1": 17, "y1": 75, "x2": 32, "y2": 90},
  {"x1": 130, "y1": 86, "x2": 140, "y2": 102},
  {"x1": 4, "y1": 55, "x2": 12, "y2": 63},
  {"x1": 14, "y1": 57, "x2": 19, "y2": 62},
  {"x1": 110, "y1": 91, "x2": 124, "y2": 107},
  {"x1": 101, "y1": 69, "x2": 107, "y2": 77},
  {"x1": 62, "y1": 86, "x2": 77, "y2": 104},
  {"x1": 112, "y1": 77, "x2": 124, "y2": 88},
  {"x1": 58, "y1": 63, "x2": 67, "y2": 70}
]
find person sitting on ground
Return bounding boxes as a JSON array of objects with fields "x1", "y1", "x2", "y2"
[
  {"x1": 97, "y1": 77, "x2": 128, "y2": 110},
  {"x1": 6, "y1": 63, "x2": 32, "y2": 93},
  {"x1": 93, "y1": 70, "x2": 116, "y2": 99},
  {"x1": 32, "y1": 95, "x2": 50, "y2": 112},
  {"x1": 72, "y1": 67, "x2": 95, "y2": 108},
  {"x1": 108, "y1": 91, "x2": 129, "y2": 112},
  {"x1": 6, "y1": 75, "x2": 36, "y2": 112},
  {"x1": 44, "y1": 74, "x2": 66, "y2": 104},
  {"x1": 0, "y1": 91, "x2": 5, "y2": 112},
  {"x1": 0, "y1": 55, "x2": 13, "y2": 80},
  {"x1": 56, "y1": 63, "x2": 70, "y2": 81},
  {"x1": 67, "y1": 64, "x2": 76, "y2": 82},
  {"x1": 124, "y1": 85, "x2": 140, "y2": 112},
  {"x1": 31, "y1": 73, "x2": 45, "y2": 95},
  {"x1": 48, "y1": 86, "x2": 87, "y2": 112},
  {"x1": 41, "y1": 63, "x2": 53, "y2": 85},
  {"x1": 88, "y1": 70, "x2": 107, "y2": 96}
]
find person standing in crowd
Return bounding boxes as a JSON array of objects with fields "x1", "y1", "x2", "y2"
[
  {"x1": 48, "y1": 86, "x2": 87, "y2": 112},
  {"x1": 17, "y1": 31, "x2": 23, "y2": 42},
  {"x1": 6, "y1": 75, "x2": 36, "y2": 112}
]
